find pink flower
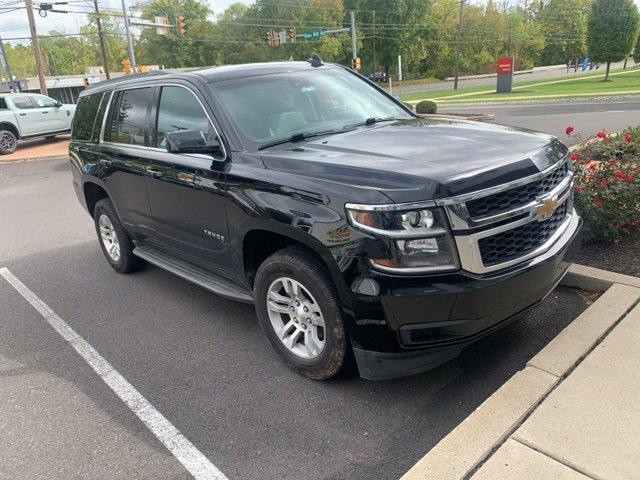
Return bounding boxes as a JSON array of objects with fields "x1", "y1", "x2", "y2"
[
  {"x1": 598, "y1": 178, "x2": 608, "y2": 188},
  {"x1": 570, "y1": 151, "x2": 580, "y2": 162},
  {"x1": 624, "y1": 133, "x2": 633, "y2": 143},
  {"x1": 593, "y1": 197, "x2": 604, "y2": 208},
  {"x1": 596, "y1": 130, "x2": 606, "y2": 139},
  {"x1": 565, "y1": 125, "x2": 574, "y2": 135}
]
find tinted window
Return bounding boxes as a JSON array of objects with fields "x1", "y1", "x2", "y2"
[
  {"x1": 71, "y1": 92, "x2": 104, "y2": 142},
  {"x1": 12, "y1": 96, "x2": 34, "y2": 109},
  {"x1": 0, "y1": 98, "x2": 7, "y2": 109},
  {"x1": 156, "y1": 86, "x2": 214, "y2": 148},
  {"x1": 32, "y1": 95, "x2": 58, "y2": 108},
  {"x1": 105, "y1": 88, "x2": 151, "y2": 146}
]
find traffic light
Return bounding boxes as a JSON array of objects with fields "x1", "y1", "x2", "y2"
[
  {"x1": 288, "y1": 27, "x2": 296, "y2": 43},
  {"x1": 266, "y1": 30, "x2": 273, "y2": 46},
  {"x1": 352, "y1": 57, "x2": 361, "y2": 70},
  {"x1": 122, "y1": 58, "x2": 132, "y2": 74},
  {"x1": 273, "y1": 31, "x2": 281, "y2": 47},
  {"x1": 177, "y1": 16, "x2": 187, "y2": 37}
]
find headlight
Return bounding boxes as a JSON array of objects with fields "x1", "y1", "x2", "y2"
[{"x1": 345, "y1": 202, "x2": 460, "y2": 273}]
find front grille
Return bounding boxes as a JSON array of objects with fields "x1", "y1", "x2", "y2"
[
  {"x1": 466, "y1": 162, "x2": 569, "y2": 218},
  {"x1": 478, "y1": 201, "x2": 568, "y2": 266}
]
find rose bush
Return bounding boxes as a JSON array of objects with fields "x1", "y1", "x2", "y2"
[{"x1": 566, "y1": 125, "x2": 640, "y2": 241}]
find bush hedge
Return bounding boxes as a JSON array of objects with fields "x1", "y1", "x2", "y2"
[
  {"x1": 566, "y1": 125, "x2": 640, "y2": 241},
  {"x1": 416, "y1": 100, "x2": 438, "y2": 114}
]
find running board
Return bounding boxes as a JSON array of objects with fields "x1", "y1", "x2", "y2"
[{"x1": 133, "y1": 245, "x2": 254, "y2": 303}]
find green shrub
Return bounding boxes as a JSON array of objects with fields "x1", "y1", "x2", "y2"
[
  {"x1": 566, "y1": 125, "x2": 640, "y2": 241},
  {"x1": 415, "y1": 100, "x2": 437, "y2": 114},
  {"x1": 403, "y1": 102, "x2": 413, "y2": 111}
]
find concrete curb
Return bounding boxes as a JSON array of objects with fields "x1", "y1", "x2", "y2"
[
  {"x1": 563, "y1": 263, "x2": 640, "y2": 292},
  {"x1": 401, "y1": 266, "x2": 640, "y2": 480}
]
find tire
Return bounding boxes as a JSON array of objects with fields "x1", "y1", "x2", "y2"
[
  {"x1": 93, "y1": 198, "x2": 145, "y2": 274},
  {"x1": 0, "y1": 129, "x2": 17, "y2": 154},
  {"x1": 254, "y1": 246, "x2": 348, "y2": 380}
]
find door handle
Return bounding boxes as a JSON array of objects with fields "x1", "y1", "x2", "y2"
[
  {"x1": 19, "y1": 113, "x2": 27, "y2": 116},
  {"x1": 99, "y1": 159, "x2": 113, "y2": 167},
  {"x1": 42, "y1": 111, "x2": 49, "y2": 114},
  {"x1": 146, "y1": 167, "x2": 164, "y2": 178}
]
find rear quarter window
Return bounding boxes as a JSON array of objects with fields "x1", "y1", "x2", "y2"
[
  {"x1": 71, "y1": 92, "x2": 105, "y2": 142},
  {"x1": 0, "y1": 98, "x2": 7, "y2": 109}
]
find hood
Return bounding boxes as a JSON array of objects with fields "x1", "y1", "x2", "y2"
[{"x1": 260, "y1": 117, "x2": 568, "y2": 203}]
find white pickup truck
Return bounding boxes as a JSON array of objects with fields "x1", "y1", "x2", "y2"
[{"x1": 0, "y1": 93, "x2": 76, "y2": 154}]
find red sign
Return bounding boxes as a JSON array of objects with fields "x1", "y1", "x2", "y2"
[{"x1": 497, "y1": 57, "x2": 513, "y2": 74}]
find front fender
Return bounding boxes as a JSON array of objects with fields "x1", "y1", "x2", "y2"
[{"x1": 224, "y1": 162, "x2": 389, "y2": 311}]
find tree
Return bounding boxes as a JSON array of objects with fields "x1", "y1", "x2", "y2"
[
  {"x1": 587, "y1": 0, "x2": 639, "y2": 80},
  {"x1": 135, "y1": 0, "x2": 217, "y2": 68},
  {"x1": 539, "y1": 0, "x2": 589, "y2": 66},
  {"x1": 634, "y1": 33, "x2": 640, "y2": 64}
]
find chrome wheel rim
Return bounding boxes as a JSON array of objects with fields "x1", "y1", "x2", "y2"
[
  {"x1": 98, "y1": 214, "x2": 121, "y2": 262},
  {"x1": 0, "y1": 131, "x2": 16, "y2": 152},
  {"x1": 266, "y1": 277, "x2": 326, "y2": 359}
]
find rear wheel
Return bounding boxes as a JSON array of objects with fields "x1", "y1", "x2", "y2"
[
  {"x1": 93, "y1": 198, "x2": 145, "y2": 273},
  {"x1": 0, "y1": 129, "x2": 17, "y2": 154},
  {"x1": 254, "y1": 246, "x2": 348, "y2": 380}
]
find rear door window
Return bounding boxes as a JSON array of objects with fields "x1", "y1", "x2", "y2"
[
  {"x1": 71, "y1": 92, "x2": 104, "y2": 142},
  {"x1": 104, "y1": 87, "x2": 152, "y2": 146},
  {"x1": 11, "y1": 96, "x2": 34, "y2": 109}
]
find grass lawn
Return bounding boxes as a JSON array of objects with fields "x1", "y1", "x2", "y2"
[{"x1": 401, "y1": 67, "x2": 640, "y2": 103}]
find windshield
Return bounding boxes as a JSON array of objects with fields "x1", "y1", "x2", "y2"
[{"x1": 211, "y1": 67, "x2": 411, "y2": 145}]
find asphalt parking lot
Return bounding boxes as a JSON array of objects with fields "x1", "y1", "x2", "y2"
[{"x1": 1, "y1": 157, "x2": 591, "y2": 479}]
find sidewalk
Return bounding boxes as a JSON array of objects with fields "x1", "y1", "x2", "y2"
[
  {"x1": 0, "y1": 136, "x2": 69, "y2": 163},
  {"x1": 403, "y1": 265, "x2": 640, "y2": 480}
]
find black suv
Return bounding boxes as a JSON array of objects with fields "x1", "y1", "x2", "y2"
[{"x1": 70, "y1": 61, "x2": 581, "y2": 381}]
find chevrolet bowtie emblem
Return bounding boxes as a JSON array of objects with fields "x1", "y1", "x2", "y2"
[{"x1": 534, "y1": 198, "x2": 558, "y2": 221}]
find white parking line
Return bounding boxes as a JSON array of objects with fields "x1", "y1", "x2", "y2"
[{"x1": 0, "y1": 267, "x2": 227, "y2": 480}]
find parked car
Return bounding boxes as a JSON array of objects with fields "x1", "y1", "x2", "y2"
[
  {"x1": 69, "y1": 61, "x2": 581, "y2": 381},
  {"x1": 368, "y1": 71, "x2": 387, "y2": 83},
  {"x1": 0, "y1": 93, "x2": 76, "y2": 154}
]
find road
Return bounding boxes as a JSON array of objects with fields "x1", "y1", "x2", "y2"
[
  {"x1": 392, "y1": 60, "x2": 627, "y2": 95},
  {"x1": 0, "y1": 162, "x2": 590, "y2": 476},
  {"x1": 441, "y1": 98, "x2": 640, "y2": 144}
]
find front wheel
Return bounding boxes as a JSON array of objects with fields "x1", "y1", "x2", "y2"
[
  {"x1": 0, "y1": 130, "x2": 17, "y2": 154},
  {"x1": 254, "y1": 246, "x2": 348, "y2": 380}
]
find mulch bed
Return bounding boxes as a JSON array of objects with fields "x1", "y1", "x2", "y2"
[{"x1": 576, "y1": 228, "x2": 640, "y2": 277}]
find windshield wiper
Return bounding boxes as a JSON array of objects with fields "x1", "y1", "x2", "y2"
[
  {"x1": 343, "y1": 116, "x2": 402, "y2": 129},
  {"x1": 258, "y1": 129, "x2": 343, "y2": 150}
]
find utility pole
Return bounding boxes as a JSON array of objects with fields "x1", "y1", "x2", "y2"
[
  {"x1": 453, "y1": 0, "x2": 465, "y2": 90},
  {"x1": 350, "y1": 11, "x2": 356, "y2": 62},
  {"x1": 93, "y1": 0, "x2": 110, "y2": 79},
  {"x1": 0, "y1": 34, "x2": 11, "y2": 80},
  {"x1": 24, "y1": 0, "x2": 48, "y2": 95},
  {"x1": 372, "y1": 10, "x2": 376, "y2": 72},
  {"x1": 120, "y1": 0, "x2": 137, "y2": 73}
]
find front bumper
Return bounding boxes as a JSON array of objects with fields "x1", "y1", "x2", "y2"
[{"x1": 351, "y1": 212, "x2": 582, "y2": 380}]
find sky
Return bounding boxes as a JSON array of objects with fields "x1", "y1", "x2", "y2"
[
  {"x1": 3, "y1": 0, "x2": 640, "y2": 47},
  {"x1": 0, "y1": 0, "x2": 249, "y2": 44}
]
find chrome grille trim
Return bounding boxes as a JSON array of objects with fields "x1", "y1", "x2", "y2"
[
  {"x1": 437, "y1": 158, "x2": 572, "y2": 231},
  {"x1": 436, "y1": 156, "x2": 577, "y2": 274}
]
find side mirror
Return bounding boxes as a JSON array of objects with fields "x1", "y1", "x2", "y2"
[
  {"x1": 165, "y1": 130, "x2": 222, "y2": 157},
  {"x1": 55, "y1": 101, "x2": 63, "y2": 108}
]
